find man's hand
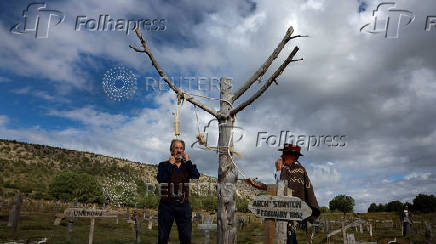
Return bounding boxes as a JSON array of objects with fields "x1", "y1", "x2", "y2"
[
  {"x1": 244, "y1": 178, "x2": 256, "y2": 186},
  {"x1": 183, "y1": 152, "x2": 190, "y2": 162},
  {"x1": 276, "y1": 158, "x2": 283, "y2": 171},
  {"x1": 169, "y1": 156, "x2": 176, "y2": 165}
]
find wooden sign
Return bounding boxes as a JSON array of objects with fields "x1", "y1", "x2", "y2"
[
  {"x1": 248, "y1": 195, "x2": 312, "y2": 221},
  {"x1": 64, "y1": 208, "x2": 118, "y2": 218},
  {"x1": 62, "y1": 207, "x2": 119, "y2": 244}
]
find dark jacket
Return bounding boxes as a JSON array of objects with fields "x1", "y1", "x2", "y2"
[{"x1": 156, "y1": 160, "x2": 200, "y2": 202}]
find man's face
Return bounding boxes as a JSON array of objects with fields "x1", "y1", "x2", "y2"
[
  {"x1": 282, "y1": 153, "x2": 298, "y2": 165},
  {"x1": 171, "y1": 141, "x2": 184, "y2": 161}
]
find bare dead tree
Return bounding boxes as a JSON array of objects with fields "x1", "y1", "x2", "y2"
[{"x1": 130, "y1": 25, "x2": 303, "y2": 244}]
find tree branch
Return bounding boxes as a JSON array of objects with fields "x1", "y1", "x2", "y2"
[
  {"x1": 130, "y1": 26, "x2": 218, "y2": 118},
  {"x1": 273, "y1": 58, "x2": 303, "y2": 85},
  {"x1": 230, "y1": 47, "x2": 300, "y2": 116},
  {"x1": 232, "y1": 26, "x2": 295, "y2": 102}
]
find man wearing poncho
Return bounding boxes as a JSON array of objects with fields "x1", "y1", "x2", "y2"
[{"x1": 246, "y1": 143, "x2": 320, "y2": 244}]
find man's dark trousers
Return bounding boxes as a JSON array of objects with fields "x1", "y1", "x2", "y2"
[{"x1": 158, "y1": 200, "x2": 192, "y2": 244}]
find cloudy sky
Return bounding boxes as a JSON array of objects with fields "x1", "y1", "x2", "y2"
[{"x1": 1, "y1": 0, "x2": 435, "y2": 212}]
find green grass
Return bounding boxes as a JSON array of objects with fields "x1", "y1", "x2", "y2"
[{"x1": 1, "y1": 211, "x2": 434, "y2": 243}]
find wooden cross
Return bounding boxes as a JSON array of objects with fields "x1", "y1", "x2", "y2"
[{"x1": 197, "y1": 214, "x2": 217, "y2": 244}]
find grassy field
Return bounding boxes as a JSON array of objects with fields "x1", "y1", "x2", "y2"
[{"x1": 1, "y1": 210, "x2": 435, "y2": 243}]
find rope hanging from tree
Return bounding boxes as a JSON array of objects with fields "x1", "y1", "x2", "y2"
[
  {"x1": 172, "y1": 90, "x2": 247, "y2": 178},
  {"x1": 174, "y1": 92, "x2": 184, "y2": 138}
]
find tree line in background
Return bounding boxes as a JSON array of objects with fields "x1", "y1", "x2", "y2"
[
  {"x1": 320, "y1": 194, "x2": 436, "y2": 214},
  {"x1": 368, "y1": 194, "x2": 436, "y2": 213}
]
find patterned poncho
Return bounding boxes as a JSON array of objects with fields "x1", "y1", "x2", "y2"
[{"x1": 280, "y1": 161, "x2": 320, "y2": 219}]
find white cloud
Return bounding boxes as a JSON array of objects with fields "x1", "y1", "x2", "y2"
[{"x1": 404, "y1": 172, "x2": 432, "y2": 181}]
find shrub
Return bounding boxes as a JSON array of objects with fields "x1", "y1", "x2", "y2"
[
  {"x1": 329, "y1": 195, "x2": 355, "y2": 214},
  {"x1": 237, "y1": 197, "x2": 250, "y2": 213},
  {"x1": 49, "y1": 172, "x2": 103, "y2": 203}
]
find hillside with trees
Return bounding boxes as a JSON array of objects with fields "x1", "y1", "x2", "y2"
[{"x1": 0, "y1": 139, "x2": 258, "y2": 210}]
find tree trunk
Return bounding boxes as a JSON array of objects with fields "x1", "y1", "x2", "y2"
[{"x1": 217, "y1": 77, "x2": 237, "y2": 244}]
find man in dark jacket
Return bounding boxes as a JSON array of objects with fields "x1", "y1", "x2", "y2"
[{"x1": 157, "y1": 139, "x2": 200, "y2": 244}]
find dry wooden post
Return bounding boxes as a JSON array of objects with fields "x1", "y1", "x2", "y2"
[
  {"x1": 89, "y1": 218, "x2": 95, "y2": 244},
  {"x1": 369, "y1": 223, "x2": 372, "y2": 237},
  {"x1": 66, "y1": 200, "x2": 78, "y2": 242},
  {"x1": 275, "y1": 180, "x2": 288, "y2": 243},
  {"x1": 264, "y1": 184, "x2": 277, "y2": 244},
  {"x1": 130, "y1": 25, "x2": 302, "y2": 243},
  {"x1": 135, "y1": 211, "x2": 144, "y2": 243},
  {"x1": 216, "y1": 77, "x2": 238, "y2": 244},
  {"x1": 88, "y1": 205, "x2": 96, "y2": 244}
]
